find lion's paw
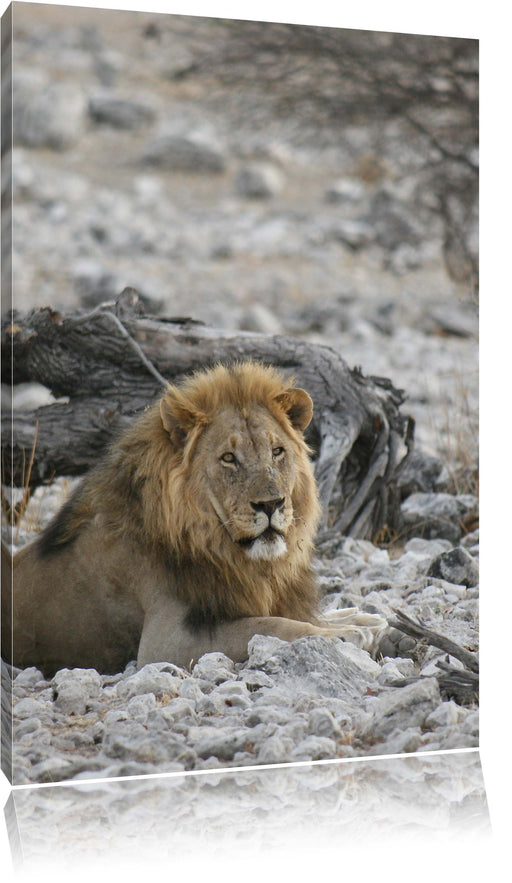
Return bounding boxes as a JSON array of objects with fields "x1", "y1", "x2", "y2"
[
  {"x1": 320, "y1": 607, "x2": 388, "y2": 654},
  {"x1": 377, "y1": 627, "x2": 417, "y2": 660}
]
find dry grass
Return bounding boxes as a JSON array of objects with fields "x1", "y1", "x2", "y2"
[
  {"x1": 431, "y1": 364, "x2": 479, "y2": 499},
  {"x1": 1, "y1": 422, "x2": 39, "y2": 543}
]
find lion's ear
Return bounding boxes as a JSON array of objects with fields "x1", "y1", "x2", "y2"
[
  {"x1": 160, "y1": 390, "x2": 206, "y2": 446},
  {"x1": 274, "y1": 388, "x2": 313, "y2": 432}
]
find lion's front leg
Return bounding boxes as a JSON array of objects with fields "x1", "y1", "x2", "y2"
[
  {"x1": 137, "y1": 594, "x2": 390, "y2": 669},
  {"x1": 137, "y1": 602, "x2": 338, "y2": 669}
]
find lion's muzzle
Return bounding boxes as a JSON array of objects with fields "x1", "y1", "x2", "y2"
[{"x1": 239, "y1": 496, "x2": 289, "y2": 561}]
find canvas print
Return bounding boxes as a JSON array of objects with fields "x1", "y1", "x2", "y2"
[{"x1": 1, "y1": 3, "x2": 479, "y2": 787}]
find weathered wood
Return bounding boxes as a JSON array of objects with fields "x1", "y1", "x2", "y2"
[
  {"x1": 2, "y1": 289, "x2": 414, "y2": 538},
  {"x1": 434, "y1": 658, "x2": 479, "y2": 706}
]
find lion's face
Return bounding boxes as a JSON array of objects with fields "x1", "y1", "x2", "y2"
[
  {"x1": 157, "y1": 364, "x2": 318, "y2": 565},
  {"x1": 195, "y1": 403, "x2": 301, "y2": 561}
]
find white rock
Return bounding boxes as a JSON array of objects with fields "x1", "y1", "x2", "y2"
[
  {"x1": 116, "y1": 664, "x2": 182, "y2": 700},
  {"x1": 191, "y1": 653, "x2": 237, "y2": 684},
  {"x1": 425, "y1": 701, "x2": 464, "y2": 729},
  {"x1": 235, "y1": 163, "x2": 284, "y2": 199}
]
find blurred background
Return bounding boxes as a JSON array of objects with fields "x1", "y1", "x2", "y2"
[{"x1": 6, "y1": 3, "x2": 478, "y2": 483}]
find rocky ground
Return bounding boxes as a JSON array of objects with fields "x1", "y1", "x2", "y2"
[
  {"x1": 6, "y1": 483, "x2": 479, "y2": 785},
  {"x1": 2, "y1": 7, "x2": 479, "y2": 785}
]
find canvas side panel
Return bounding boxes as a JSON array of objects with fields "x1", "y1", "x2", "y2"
[{"x1": 1, "y1": 2, "x2": 13, "y2": 785}]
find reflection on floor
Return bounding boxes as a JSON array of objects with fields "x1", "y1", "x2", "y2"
[{"x1": 5, "y1": 749, "x2": 489, "y2": 875}]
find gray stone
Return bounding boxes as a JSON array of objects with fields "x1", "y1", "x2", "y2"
[
  {"x1": 51, "y1": 668, "x2": 102, "y2": 715},
  {"x1": 89, "y1": 94, "x2": 156, "y2": 129},
  {"x1": 14, "y1": 76, "x2": 88, "y2": 150},
  {"x1": 403, "y1": 538, "x2": 453, "y2": 558},
  {"x1": 369, "y1": 727, "x2": 423, "y2": 756},
  {"x1": 13, "y1": 698, "x2": 47, "y2": 720},
  {"x1": 307, "y1": 708, "x2": 341, "y2": 739},
  {"x1": 328, "y1": 219, "x2": 373, "y2": 249},
  {"x1": 116, "y1": 663, "x2": 184, "y2": 700},
  {"x1": 427, "y1": 546, "x2": 479, "y2": 588},
  {"x1": 401, "y1": 493, "x2": 477, "y2": 541},
  {"x1": 126, "y1": 692, "x2": 158, "y2": 721},
  {"x1": 178, "y1": 679, "x2": 206, "y2": 703},
  {"x1": 102, "y1": 718, "x2": 187, "y2": 764},
  {"x1": 334, "y1": 642, "x2": 382, "y2": 678},
  {"x1": 235, "y1": 163, "x2": 284, "y2": 199},
  {"x1": 256, "y1": 735, "x2": 295, "y2": 765},
  {"x1": 14, "y1": 717, "x2": 42, "y2": 739},
  {"x1": 150, "y1": 698, "x2": 197, "y2": 725},
  {"x1": 425, "y1": 701, "x2": 464, "y2": 729},
  {"x1": 450, "y1": 599, "x2": 479, "y2": 621},
  {"x1": 429, "y1": 305, "x2": 478, "y2": 339},
  {"x1": 244, "y1": 706, "x2": 293, "y2": 727},
  {"x1": 290, "y1": 736, "x2": 337, "y2": 761},
  {"x1": 398, "y1": 450, "x2": 450, "y2": 496},
  {"x1": 143, "y1": 124, "x2": 226, "y2": 173},
  {"x1": 461, "y1": 528, "x2": 479, "y2": 550},
  {"x1": 212, "y1": 681, "x2": 251, "y2": 701},
  {"x1": 245, "y1": 635, "x2": 288, "y2": 669},
  {"x1": 52, "y1": 682, "x2": 89, "y2": 716},
  {"x1": 237, "y1": 669, "x2": 274, "y2": 691},
  {"x1": 325, "y1": 177, "x2": 367, "y2": 204},
  {"x1": 255, "y1": 636, "x2": 380, "y2": 700},
  {"x1": 31, "y1": 756, "x2": 85, "y2": 783},
  {"x1": 13, "y1": 666, "x2": 45, "y2": 691},
  {"x1": 378, "y1": 662, "x2": 407, "y2": 685},
  {"x1": 191, "y1": 653, "x2": 237, "y2": 684},
  {"x1": 193, "y1": 727, "x2": 249, "y2": 761},
  {"x1": 461, "y1": 711, "x2": 479, "y2": 738},
  {"x1": 363, "y1": 678, "x2": 440, "y2": 739}
]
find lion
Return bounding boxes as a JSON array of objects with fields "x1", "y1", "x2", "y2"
[{"x1": 1, "y1": 361, "x2": 388, "y2": 677}]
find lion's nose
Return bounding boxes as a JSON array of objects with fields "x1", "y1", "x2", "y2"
[{"x1": 250, "y1": 498, "x2": 285, "y2": 519}]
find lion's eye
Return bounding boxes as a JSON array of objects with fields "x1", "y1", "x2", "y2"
[
  {"x1": 272, "y1": 446, "x2": 285, "y2": 459},
  {"x1": 220, "y1": 452, "x2": 237, "y2": 464}
]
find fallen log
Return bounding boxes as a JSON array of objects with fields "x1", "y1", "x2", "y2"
[{"x1": 2, "y1": 289, "x2": 414, "y2": 538}]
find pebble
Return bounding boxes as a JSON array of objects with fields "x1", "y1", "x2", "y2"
[
  {"x1": 425, "y1": 700, "x2": 465, "y2": 729},
  {"x1": 192, "y1": 653, "x2": 237, "y2": 684},
  {"x1": 427, "y1": 546, "x2": 479, "y2": 587},
  {"x1": 88, "y1": 93, "x2": 156, "y2": 129},
  {"x1": 291, "y1": 736, "x2": 337, "y2": 761},
  {"x1": 362, "y1": 678, "x2": 440, "y2": 740},
  {"x1": 324, "y1": 177, "x2": 368, "y2": 204},
  {"x1": 14, "y1": 76, "x2": 88, "y2": 150},
  {"x1": 234, "y1": 162, "x2": 284, "y2": 199},
  {"x1": 116, "y1": 663, "x2": 184, "y2": 700},
  {"x1": 142, "y1": 123, "x2": 226, "y2": 173}
]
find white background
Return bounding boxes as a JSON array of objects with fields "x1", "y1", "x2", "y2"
[{"x1": 0, "y1": 1, "x2": 508, "y2": 880}]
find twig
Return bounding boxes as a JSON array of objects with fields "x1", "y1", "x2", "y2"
[{"x1": 71, "y1": 303, "x2": 169, "y2": 389}]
